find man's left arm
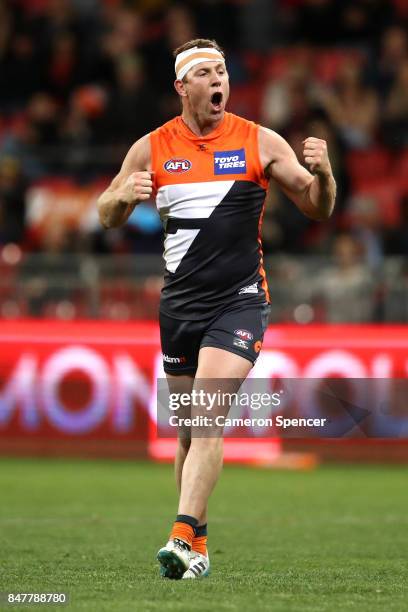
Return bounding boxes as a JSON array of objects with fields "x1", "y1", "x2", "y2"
[{"x1": 259, "y1": 127, "x2": 336, "y2": 221}]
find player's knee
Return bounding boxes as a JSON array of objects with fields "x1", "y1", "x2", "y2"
[
  {"x1": 178, "y1": 436, "x2": 191, "y2": 452},
  {"x1": 190, "y1": 436, "x2": 223, "y2": 451}
]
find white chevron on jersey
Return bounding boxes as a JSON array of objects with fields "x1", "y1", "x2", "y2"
[
  {"x1": 157, "y1": 180, "x2": 234, "y2": 273},
  {"x1": 164, "y1": 228, "x2": 200, "y2": 273}
]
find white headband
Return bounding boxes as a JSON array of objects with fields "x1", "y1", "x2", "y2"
[{"x1": 175, "y1": 46, "x2": 225, "y2": 81}]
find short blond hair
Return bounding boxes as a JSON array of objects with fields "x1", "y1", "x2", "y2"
[{"x1": 173, "y1": 38, "x2": 225, "y2": 59}]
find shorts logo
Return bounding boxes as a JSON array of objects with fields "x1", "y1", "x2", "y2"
[
  {"x1": 164, "y1": 158, "x2": 192, "y2": 173},
  {"x1": 234, "y1": 329, "x2": 253, "y2": 341},
  {"x1": 238, "y1": 283, "x2": 258, "y2": 295},
  {"x1": 253, "y1": 340, "x2": 262, "y2": 353},
  {"x1": 163, "y1": 354, "x2": 187, "y2": 364},
  {"x1": 233, "y1": 338, "x2": 249, "y2": 350},
  {"x1": 214, "y1": 148, "x2": 246, "y2": 174}
]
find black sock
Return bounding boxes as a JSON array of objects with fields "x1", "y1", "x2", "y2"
[
  {"x1": 194, "y1": 523, "x2": 208, "y2": 537},
  {"x1": 175, "y1": 514, "x2": 199, "y2": 534}
]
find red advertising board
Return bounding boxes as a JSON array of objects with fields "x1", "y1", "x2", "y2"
[
  {"x1": 0, "y1": 321, "x2": 407, "y2": 461},
  {"x1": 0, "y1": 321, "x2": 158, "y2": 458}
]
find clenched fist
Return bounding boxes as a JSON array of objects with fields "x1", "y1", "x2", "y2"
[
  {"x1": 303, "y1": 137, "x2": 331, "y2": 175},
  {"x1": 120, "y1": 171, "x2": 154, "y2": 205}
]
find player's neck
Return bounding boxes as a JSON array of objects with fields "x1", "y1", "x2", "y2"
[{"x1": 180, "y1": 110, "x2": 225, "y2": 137}]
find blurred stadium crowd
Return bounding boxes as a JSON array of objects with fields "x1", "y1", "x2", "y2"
[{"x1": 0, "y1": 0, "x2": 407, "y2": 321}]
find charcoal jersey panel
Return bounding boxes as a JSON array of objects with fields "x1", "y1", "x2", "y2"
[{"x1": 150, "y1": 112, "x2": 270, "y2": 320}]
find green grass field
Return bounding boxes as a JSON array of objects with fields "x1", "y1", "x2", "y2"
[{"x1": 0, "y1": 459, "x2": 407, "y2": 612}]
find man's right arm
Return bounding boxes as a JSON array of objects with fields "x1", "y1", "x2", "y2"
[
  {"x1": 258, "y1": 127, "x2": 336, "y2": 221},
  {"x1": 97, "y1": 133, "x2": 153, "y2": 229}
]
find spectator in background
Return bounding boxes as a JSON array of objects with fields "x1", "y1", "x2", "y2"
[
  {"x1": 45, "y1": 31, "x2": 81, "y2": 101},
  {"x1": 261, "y1": 54, "x2": 321, "y2": 133},
  {"x1": 0, "y1": 0, "x2": 11, "y2": 62},
  {"x1": 373, "y1": 25, "x2": 408, "y2": 98},
  {"x1": 124, "y1": 202, "x2": 163, "y2": 255},
  {"x1": 262, "y1": 117, "x2": 346, "y2": 256},
  {"x1": 90, "y1": 6, "x2": 146, "y2": 94},
  {"x1": 70, "y1": 0, "x2": 101, "y2": 18},
  {"x1": 41, "y1": 0, "x2": 80, "y2": 36},
  {"x1": 106, "y1": 54, "x2": 159, "y2": 146},
  {"x1": 0, "y1": 157, "x2": 26, "y2": 245},
  {"x1": 262, "y1": 200, "x2": 314, "y2": 255},
  {"x1": 382, "y1": 59, "x2": 408, "y2": 149},
  {"x1": 334, "y1": 0, "x2": 396, "y2": 48},
  {"x1": 59, "y1": 84, "x2": 107, "y2": 177},
  {"x1": 102, "y1": 6, "x2": 145, "y2": 59},
  {"x1": 0, "y1": 30, "x2": 44, "y2": 112},
  {"x1": 305, "y1": 113, "x2": 350, "y2": 211},
  {"x1": 237, "y1": 0, "x2": 281, "y2": 50},
  {"x1": 262, "y1": 162, "x2": 314, "y2": 255},
  {"x1": 27, "y1": 0, "x2": 87, "y2": 95},
  {"x1": 382, "y1": 260, "x2": 408, "y2": 323},
  {"x1": 0, "y1": 93, "x2": 60, "y2": 179},
  {"x1": 322, "y1": 59, "x2": 379, "y2": 149},
  {"x1": 313, "y1": 233, "x2": 375, "y2": 322},
  {"x1": 193, "y1": 0, "x2": 238, "y2": 49},
  {"x1": 144, "y1": 4, "x2": 196, "y2": 93},
  {"x1": 346, "y1": 194, "x2": 384, "y2": 269},
  {"x1": 291, "y1": 0, "x2": 338, "y2": 45},
  {"x1": 27, "y1": 93, "x2": 60, "y2": 149},
  {"x1": 19, "y1": 222, "x2": 80, "y2": 317},
  {"x1": 385, "y1": 195, "x2": 408, "y2": 256},
  {"x1": 142, "y1": 4, "x2": 197, "y2": 120}
]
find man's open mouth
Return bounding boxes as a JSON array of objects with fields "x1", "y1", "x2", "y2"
[{"x1": 210, "y1": 92, "x2": 223, "y2": 109}]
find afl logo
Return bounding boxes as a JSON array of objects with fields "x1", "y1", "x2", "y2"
[
  {"x1": 164, "y1": 158, "x2": 192, "y2": 173},
  {"x1": 234, "y1": 329, "x2": 254, "y2": 341}
]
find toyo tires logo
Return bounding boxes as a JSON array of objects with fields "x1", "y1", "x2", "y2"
[{"x1": 164, "y1": 158, "x2": 192, "y2": 173}]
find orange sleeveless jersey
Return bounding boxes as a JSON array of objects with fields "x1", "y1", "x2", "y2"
[{"x1": 150, "y1": 112, "x2": 270, "y2": 320}]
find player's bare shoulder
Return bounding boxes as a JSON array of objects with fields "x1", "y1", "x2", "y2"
[
  {"x1": 258, "y1": 126, "x2": 295, "y2": 178},
  {"x1": 110, "y1": 133, "x2": 152, "y2": 190},
  {"x1": 97, "y1": 134, "x2": 153, "y2": 229},
  {"x1": 132, "y1": 133, "x2": 152, "y2": 171}
]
